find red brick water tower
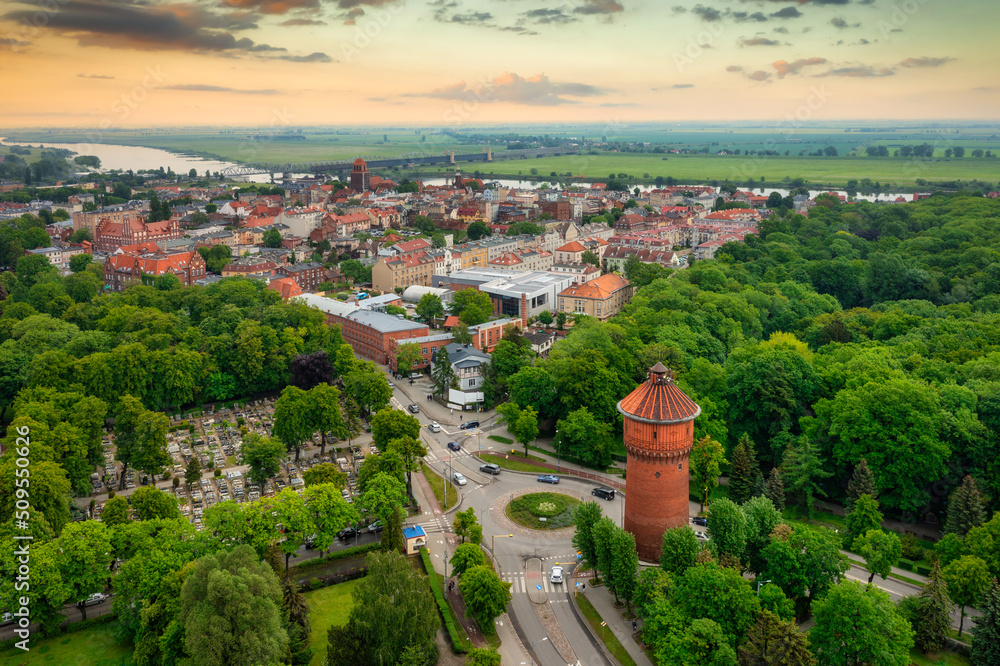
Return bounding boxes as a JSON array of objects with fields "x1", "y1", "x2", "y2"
[{"x1": 617, "y1": 363, "x2": 701, "y2": 562}]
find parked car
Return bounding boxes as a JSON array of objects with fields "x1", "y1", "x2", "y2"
[
  {"x1": 591, "y1": 487, "x2": 615, "y2": 500},
  {"x1": 337, "y1": 526, "x2": 357, "y2": 540},
  {"x1": 479, "y1": 463, "x2": 501, "y2": 475},
  {"x1": 550, "y1": 566, "x2": 564, "y2": 584},
  {"x1": 691, "y1": 516, "x2": 708, "y2": 526},
  {"x1": 695, "y1": 531, "x2": 710, "y2": 541},
  {"x1": 537, "y1": 474, "x2": 560, "y2": 484},
  {"x1": 447, "y1": 441, "x2": 461, "y2": 452},
  {"x1": 367, "y1": 520, "x2": 384, "y2": 533},
  {"x1": 83, "y1": 593, "x2": 107, "y2": 606},
  {"x1": 459, "y1": 420, "x2": 479, "y2": 430},
  {"x1": 410, "y1": 372, "x2": 422, "y2": 379},
  {"x1": 1, "y1": 612, "x2": 13, "y2": 625},
  {"x1": 407, "y1": 404, "x2": 420, "y2": 414},
  {"x1": 428, "y1": 422, "x2": 441, "y2": 433},
  {"x1": 452, "y1": 472, "x2": 467, "y2": 486}
]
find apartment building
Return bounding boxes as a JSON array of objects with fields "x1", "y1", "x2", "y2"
[{"x1": 557, "y1": 273, "x2": 633, "y2": 321}]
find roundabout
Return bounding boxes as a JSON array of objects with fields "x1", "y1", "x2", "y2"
[{"x1": 504, "y1": 491, "x2": 581, "y2": 531}]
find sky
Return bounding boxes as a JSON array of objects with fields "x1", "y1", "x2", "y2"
[{"x1": 1, "y1": 0, "x2": 998, "y2": 127}]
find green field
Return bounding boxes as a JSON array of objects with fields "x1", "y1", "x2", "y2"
[
  {"x1": 421, "y1": 462, "x2": 458, "y2": 510},
  {"x1": 304, "y1": 578, "x2": 359, "y2": 666},
  {"x1": 479, "y1": 453, "x2": 552, "y2": 474},
  {"x1": 0, "y1": 621, "x2": 135, "y2": 666}
]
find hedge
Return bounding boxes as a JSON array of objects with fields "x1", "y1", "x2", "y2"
[
  {"x1": 299, "y1": 566, "x2": 368, "y2": 592},
  {"x1": 897, "y1": 559, "x2": 914, "y2": 571},
  {"x1": 291, "y1": 542, "x2": 381, "y2": 573},
  {"x1": 419, "y1": 548, "x2": 469, "y2": 653}
]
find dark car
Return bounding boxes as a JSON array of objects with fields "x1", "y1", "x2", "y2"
[
  {"x1": 592, "y1": 487, "x2": 615, "y2": 500},
  {"x1": 447, "y1": 441, "x2": 461, "y2": 452},
  {"x1": 337, "y1": 526, "x2": 357, "y2": 540},
  {"x1": 407, "y1": 404, "x2": 420, "y2": 414},
  {"x1": 459, "y1": 420, "x2": 479, "y2": 430},
  {"x1": 691, "y1": 516, "x2": 708, "y2": 527},
  {"x1": 537, "y1": 474, "x2": 560, "y2": 484},
  {"x1": 479, "y1": 463, "x2": 501, "y2": 475}
]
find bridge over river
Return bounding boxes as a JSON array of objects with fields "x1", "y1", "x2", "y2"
[{"x1": 219, "y1": 146, "x2": 578, "y2": 178}]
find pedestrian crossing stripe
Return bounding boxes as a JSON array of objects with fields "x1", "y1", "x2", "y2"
[{"x1": 499, "y1": 573, "x2": 569, "y2": 595}]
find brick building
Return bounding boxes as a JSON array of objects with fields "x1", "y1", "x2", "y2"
[
  {"x1": 557, "y1": 273, "x2": 633, "y2": 321},
  {"x1": 350, "y1": 158, "x2": 370, "y2": 192},
  {"x1": 275, "y1": 261, "x2": 324, "y2": 291},
  {"x1": 94, "y1": 217, "x2": 183, "y2": 252},
  {"x1": 104, "y1": 250, "x2": 207, "y2": 292}
]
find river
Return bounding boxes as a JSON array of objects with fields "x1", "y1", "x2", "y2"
[{"x1": 1, "y1": 139, "x2": 915, "y2": 200}]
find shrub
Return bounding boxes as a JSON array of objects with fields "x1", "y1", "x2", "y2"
[
  {"x1": 419, "y1": 548, "x2": 469, "y2": 653},
  {"x1": 900, "y1": 532, "x2": 925, "y2": 561}
]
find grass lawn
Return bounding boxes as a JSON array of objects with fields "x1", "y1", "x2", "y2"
[
  {"x1": 505, "y1": 492, "x2": 580, "y2": 530},
  {"x1": 0, "y1": 621, "x2": 134, "y2": 665},
  {"x1": 487, "y1": 435, "x2": 512, "y2": 445},
  {"x1": 304, "y1": 578, "x2": 360, "y2": 666},
  {"x1": 421, "y1": 463, "x2": 457, "y2": 510},
  {"x1": 479, "y1": 453, "x2": 552, "y2": 474},
  {"x1": 909, "y1": 649, "x2": 972, "y2": 666},
  {"x1": 576, "y1": 595, "x2": 638, "y2": 666}
]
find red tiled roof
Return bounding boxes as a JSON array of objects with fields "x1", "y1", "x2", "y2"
[{"x1": 617, "y1": 364, "x2": 701, "y2": 423}]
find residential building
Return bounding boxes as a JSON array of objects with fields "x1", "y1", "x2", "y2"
[
  {"x1": 557, "y1": 273, "x2": 633, "y2": 321},
  {"x1": 549, "y1": 262, "x2": 601, "y2": 284},
  {"x1": 275, "y1": 261, "x2": 324, "y2": 291},
  {"x1": 602, "y1": 246, "x2": 681, "y2": 272},
  {"x1": 372, "y1": 253, "x2": 436, "y2": 293},
  {"x1": 431, "y1": 342, "x2": 491, "y2": 407},
  {"x1": 72, "y1": 203, "x2": 144, "y2": 236},
  {"x1": 267, "y1": 277, "x2": 303, "y2": 301},
  {"x1": 94, "y1": 217, "x2": 183, "y2": 252}
]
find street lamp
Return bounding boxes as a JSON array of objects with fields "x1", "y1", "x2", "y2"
[
  {"x1": 756, "y1": 579, "x2": 772, "y2": 596},
  {"x1": 491, "y1": 533, "x2": 513, "y2": 569},
  {"x1": 444, "y1": 548, "x2": 449, "y2": 581},
  {"x1": 554, "y1": 428, "x2": 560, "y2": 473}
]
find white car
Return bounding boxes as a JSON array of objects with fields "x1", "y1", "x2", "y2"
[
  {"x1": 695, "y1": 531, "x2": 710, "y2": 541},
  {"x1": 84, "y1": 593, "x2": 107, "y2": 606},
  {"x1": 452, "y1": 472, "x2": 467, "y2": 486},
  {"x1": 550, "y1": 566, "x2": 564, "y2": 584},
  {"x1": 429, "y1": 422, "x2": 441, "y2": 433}
]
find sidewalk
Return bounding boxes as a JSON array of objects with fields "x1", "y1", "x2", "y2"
[
  {"x1": 580, "y1": 583, "x2": 654, "y2": 666},
  {"x1": 388, "y1": 369, "x2": 498, "y2": 430}
]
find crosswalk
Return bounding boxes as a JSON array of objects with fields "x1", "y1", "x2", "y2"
[
  {"x1": 420, "y1": 516, "x2": 451, "y2": 534},
  {"x1": 499, "y1": 571, "x2": 572, "y2": 599}
]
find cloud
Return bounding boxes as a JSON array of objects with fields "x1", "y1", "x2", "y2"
[
  {"x1": 898, "y1": 56, "x2": 954, "y2": 68},
  {"x1": 726, "y1": 65, "x2": 771, "y2": 81},
  {"x1": 741, "y1": 37, "x2": 781, "y2": 46},
  {"x1": 77, "y1": 73, "x2": 115, "y2": 79},
  {"x1": 770, "y1": 7, "x2": 802, "y2": 18},
  {"x1": 336, "y1": 0, "x2": 401, "y2": 7},
  {"x1": 773, "y1": 26, "x2": 788, "y2": 33},
  {"x1": 600, "y1": 102, "x2": 636, "y2": 107},
  {"x1": 726, "y1": 65, "x2": 743, "y2": 72},
  {"x1": 692, "y1": 4, "x2": 722, "y2": 21},
  {"x1": 812, "y1": 0, "x2": 850, "y2": 4},
  {"x1": 816, "y1": 65, "x2": 894, "y2": 77},
  {"x1": 522, "y1": 8, "x2": 577, "y2": 24},
  {"x1": 277, "y1": 52, "x2": 333, "y2": 62},
  {"x1": 733, "y1": 11, "x2": 769, "y2": 22},
  {"x1": 221, "y1": 0, "x2": 318, "y2": 14},
  {"x1": 410, "y1": 72, "x2": 609, "y2": 106},
  {"x1": 279, "y1": 17, "x2": 327, "y2": 25},
  {"x1": 773, "y1": 57, "x2": 827, "y2": 77},
  {"x1": 573, "y1": 0, "x2": 625, "y2": 15},
  {"x1": 0, "y1": 0, "x2": 322, "y2": 58},
  {"x1": 672, "y1": 83, "x2": 695, "y2": 88},
  {"x1": 0, "y1": 37, "x2": 30, "y2": 48},
  {"x1": 163, "y1": 84, "x2": 279, "y2": 94},
  {"x1": 972, "y1": 86, "x2": 1000, "y2": 93},
  {"x1": 831, "y1": 17, "x2": 859, "y2": 28},
  {"x1": 449, "y1": 11, "x2": 493, "y2": 24},
  {"x1": 671, "y1": 5, "x2": 687, "y2": 13}
]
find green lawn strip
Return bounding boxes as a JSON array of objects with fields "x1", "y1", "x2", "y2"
[
  {"x1": 479, "y1": 453, "x2": 553, "y2": 474},
  {"x1": 0, "y1": 618, "x2": 134, "y2": 665},
  {"x1": 487, "y1": 435, "x2": 512, "y2": 445},
  {"x1": 304, "y1": 578, "x2": 360, "y2": 666},
  {"x1": 505, "y1": 492, "x2": 580, "y2": 530},
  {"x1": 421, "y1": 462, "x2": 457, "y2": 510},
  {"x1": 575, "y1": 594, "x2": 638, "y2": 666},
  {"x1": 419, "y1": 548, "x2": 472, "y2": 653},
  {"x1": 909, "y1": 648, "x2": 972, "y2": 666}
]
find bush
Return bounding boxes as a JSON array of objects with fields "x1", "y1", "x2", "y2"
[
  {"x1": 419, "y1": 548, "x2": 468, "y2": 653},
  {"x1": 916, "y1": 565, "x2": 932, "y2": 577},
  {"x1": 900, "y1": 532, "x2": 925, "y2": 561},
  {"x1": 897, "y1": 559, "x2": 914, "y2": 571}
]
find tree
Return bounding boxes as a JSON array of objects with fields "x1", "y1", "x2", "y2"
[
  {"x1": 69, "y1": 253, "x2": 93, "y2": 273},
  {"x1": 370, "y1": 408, "x2": 420, "y2": 447},
  {"x1": 729, "y1": 433, "x2": 760, "y2": 506},
  {"x1": 572, "y1": 501, "x2": 604, "y2": 573},
  {"x1": 659, "y1": 618, "x2": 739, "y2": 666},
  {"x1": 845, "y1": 494, "x2": 883, "y2": 548},
  {"x1": 660, "y1": 526, "x2": 701, "y2": 576},
  {"x1": 555, "y1": 407, "x2": 614, "y2": 469},
  {"x1": 451, "y1": 542, "x2": 487, "y2": 578},
  {"x1": 765, "y1": 468, "x2": 785, "y2": 512},
  {"x1": 310, "y1": 382, "x2": 346, "y2": 456},
  {"x1": 344, "y1": 365, "x2": 392, "y2": 415},
  {"x1": 855, "y1": 529, "x2": 902, "y2": 583},
  {"x1": 290, "y1": 349, "x2": 333, "y2": 390},
  {"x1": 450, "y1": 288, "x2": 493, "y2": 325},
  {"x1": 707, "y1": 497, "x2": 748, "y2": 563},
  {"x1": 452, "y1": 322, "x2": 473, "y2": 345},
  {"x1": 58, "y1": 520, "x2": 112, "y2": 621},
  {"x1": 415, "y1": 293, "x2": 445, "y2": 324},
  {"x1": 242, "y1": 432, "x2": 285, "y2": 490},
  {"x1": 762, "y1": 525, "x2": 847, "y2": 605},
  {"x1": 430, "y1": 347, "x2": 456, "y2": 399},
  {"x1": 781, "y1": 435, "x2": 830, "y2": 519},
  {"x1": 113, "y1": 397, "x2": 170, "y2": 488},
  {"x1": 810, "y1": 581, "x2": 913, "y2": 666},
  {"x1": 185, "y1": 455, "x2": 202, "y2": 487},
  {"x1": 328, "y1": 551, "x2": 438, "y2": 666},
  {"x1": 303, "y1": 462, "x2": 346, "y2": 488},
  {"x1": 942, "y1": 555, "x2": 991, "y2": 636},
  {"x1": 272, "y1": 488, "x2": 313, "y2": 569},
  {"x1": 691, "y1": 436, "x2": 727, "y2": 512},
  {"x1": 303, "y1": 483, "x2": 359, "y2": 555},
  {"x1": 556, "y1": 311, "x2": 567, "y2": 330},
  {"x1": 396, "y1": 342, "x2": 422, "y2": 377},
  {"x1": 757, "y1": 584, "x2": 796, "y2": 622},
  {"x1": 593, "y1": 516, "x2": 618, "y2": 588},
  {"x1": 741, "y1": 495, "x2": 783, "y2": 576},
  {"x1": 944, "y1": 475, "x2": 986, "y2": 538},
  {"x1": 460, "y1": 565, "x2": 512, "y2": 630},
  {"x1": 101, "y1": 495, "x2": 130, "y2": 527},
  {"x1": 180, "y1": 545, "x2": 289, "y2": 665},
  {"x1": 971, "y1": 578, "x2": 1000, "y2": 666},
  {"x1": 846, "y1": 458, "x2": 877, "y2": 512},
  {"x1": 360, "y1": 472, "x2": 407, "y2": 523},
  {"x1": 912, "y1": 563, "x2": 953, "y2": 654},
  {"x1": 497, "y1": 403, "x2": 538, "y2": 458},
  {"x1": 671, "y1": 561, "x2": 761, "y2": 646},
  {"x1": 273, "y1": 386, "x2": 313, "y2": 460},
  {"x1": 738, "y1": 610, "x2": 815, "y2": 666},
  {"x1": 466, "y1": 647, "x2": 502, "y2": 666},
  {"x1": 263, "y1": 228, "x2": 282, "y2": 248},
  {"x1": 610, "y1": 527, "x2": 639, "y2": 612},
  {"x1": 537, "y1": 310, "x2": 554, "y2": 327},
  {"x1": 453, "y1": 507, "x2": 483, "y2": 545},
  {"x1": 130, "y1": 485, "x2": 180, "y2": 521}
]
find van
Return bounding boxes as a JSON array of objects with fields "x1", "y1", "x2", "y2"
[
  {"x1": 410, "y1": 372, "x2": 422, "y2": 379},
  {"x1": 591, "y1": 487, "x2": 616, "y2": 501}
]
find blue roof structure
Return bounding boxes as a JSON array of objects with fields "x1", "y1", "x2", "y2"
[{"x1": 402, "y1": 525, "x2": 426, "y2": 539}]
